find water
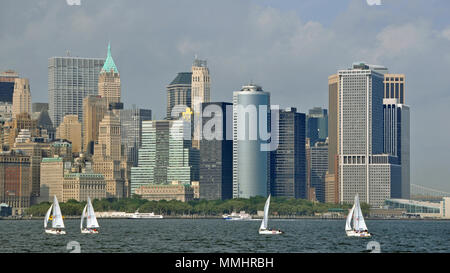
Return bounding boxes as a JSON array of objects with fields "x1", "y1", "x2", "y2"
[{"x1": 0, "y1": 219, "x2": 449, "y2": 253}]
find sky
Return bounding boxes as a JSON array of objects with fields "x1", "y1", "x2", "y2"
[{"x1": 1, "y1": 0, "x2": 450, "y2": 192}]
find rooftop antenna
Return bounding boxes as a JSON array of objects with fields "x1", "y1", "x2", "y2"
[{"x1": 66, "y1": 50, "x2": 71, "y2": 57}]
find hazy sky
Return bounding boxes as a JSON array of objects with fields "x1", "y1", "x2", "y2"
[{"x1": 1, "y1": 0, "x2": 450, "y2": 191}]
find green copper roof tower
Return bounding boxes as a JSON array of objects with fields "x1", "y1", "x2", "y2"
[{"x1": 101, "y1": 43, "x2": 119, "y2": 74}]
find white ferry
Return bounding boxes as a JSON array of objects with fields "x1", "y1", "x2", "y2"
[
  {"x1": 129, "y1": 211, "x2": 163, "y2": 219},
  {"x1": 222, "y1": 211, "x2": 252, "y2": 220}
]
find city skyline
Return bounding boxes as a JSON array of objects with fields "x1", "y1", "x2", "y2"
[{"x1": 1, "y1": 0, "x2": 450, "y2": 193}]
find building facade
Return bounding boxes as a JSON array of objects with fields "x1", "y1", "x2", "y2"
[
  {"x1": 306, "y1": 107, "x2": 328, "y2": 147},
  {"x1": 166, "y1": 72, "x2": 192, "y2": 119},
  {"x1": 191, "y1": 59, "x2": 211, "y2": 148},
  {"x1": 56, "y1": 115, "x2": 82, "y2": 154},
  {"x1": 48, "y1": 56, "x2": 104, "y2": 128},
  {"x1": 82, "y1": 95, "x2": 108, "y2": 154},
  {"x1": 12, "y1": 78, "x2": 31, "y2": 118}
]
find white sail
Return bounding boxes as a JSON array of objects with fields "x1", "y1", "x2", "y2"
[
  {"x1": 80, "y1": 204, "x2": 87, "y2": 230},
  {"x1": 353, "y1": 194, "x2": 368, "y2": 231},
  {"x1": 260, "y1": 195, "x2": 271, "y2": 230},
  {"x1": 44, "y1": 204, "x2": 53, "y2": 228},
  {"x1": 345, "y1": 204, "x2": 355, "y2": 231},
  {"x1": 52, "y1": 195, "x2": 65, "y2": 229},
  {"x1": 86, "y1": 197, "x2": 99, "y2": 228}
]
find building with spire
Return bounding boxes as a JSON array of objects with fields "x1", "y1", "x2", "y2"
[{"x1": 98, "y1": 43, "x2": 122, "y2": 109}]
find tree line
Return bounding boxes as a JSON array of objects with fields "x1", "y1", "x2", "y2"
[{"x1": 26, "y1": 196, "x2": 369, "y2": 217}]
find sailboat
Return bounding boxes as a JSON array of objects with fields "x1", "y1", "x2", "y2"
[
  {"x1": 259, "y1": 195, "x2": 283, "y2": 235},
  {"x1": 345, "y1": 194, "x2": 371, "y2": 237},
  {"x1": 81, "y1": 197, "x2": 100, "y2": 234},
  {"x1": 44, "y1": 195, "x2": 66, "y2": 235}
]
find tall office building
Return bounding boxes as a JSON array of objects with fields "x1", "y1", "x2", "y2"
[
  {"x1": 0, "y1": 70, "x2": 18, "y2": 104},
  {"x1": 191, "y1": 58, "x2": 211, "y2": 148},
  {"x1": 92, "y1": 111, "x2": 129, "y2": 198},
  {"x1": 98, "y1": 43, "x2": 121, "y2": 107},
  {"x1": 120, "y1": 106, "x2": 152, "y2": 167},
  {"x1": 384, "y1": 98, "x2": 410, "y2": 199},
  {"x1": 337, "y1": 62, "x2": 400, "y2": 207},
  {"x1": 270, "y1": 107, "x2": 306, "y2": 199},
  {"x1": 306, "y1": 107, "x2": 328, "y2": 146},
  {"x1": 166, "y1": 72, "x2": 192, "y2": 118},
  {"x1": 12, "y1": 78, "x2": 31, "y2": 118},
  {"x1": 82, "y1": 95, "x2": 108, "y2": 154},
  {"x1": 233, "y1": 84, "x2": 271, "y2": 198},
  {"x1": 384, "y1": 74, "x2": 405, "y2": 104},
  {"x1": 199, "y1": 102, "x2": 233, "y2": 200},
  {"x1": 308, "y1": 142, "x2": 328, "y2": 203},
  {"x1": 56, "y1": 115, "x2": 82, "y2": 154},
  {"x1": 131, "y1": 118, "x2": 198, "y2": 194},
  {"x1": 48, "y1": 55, "x2": 104, "y2": 127},
  {"x1": 327, "y1": 74, "x2": 340, "y2": 203}
]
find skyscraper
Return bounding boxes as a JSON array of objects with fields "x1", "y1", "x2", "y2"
[
  {"x1": 327, "y1": 74, "x2": 339, "y2": 203},
  {"x1": 131, "y1": 118, "x2": 198, "y2": 194},
  {"x1": 48, "y1": 55, "x2": 104, "y2": 127},
  {"x1": 56, "y1": 115, "x2": 82, "y2": 154},
  {"x1": 384, "y1": 74, "x2": 405, "y2": 104},
  {"x1": 337, "y1": 62, "x2": 401, "y2": 207},
  {"x1": 199, "y1": 102, "x2": 233, "y2": 200},
  {"x1": 166, "y1": 72, "x2": 192, "y2": 119},
  {"x1": 306, "y1": 107, "x2": 328, "y2": 146},
  {"x1": 120, "y1": 106, "x2": 152, "y2": 167},
  {"x1": 12, "y1": 78, "x2": 31, "y2": 118},
  {"x1": 191, "y1": 58, "x2": 211, "y2": 148},
  {"x1": 0, "y1": 70, "x2": 19, "y2": 104},
  {"x1": 308, "y1": 141, "x2": 328, "y2": 203},
  {"x1": 82, "y1": 95, "x2": 108, "y2": 154},
  {"x1": 270, "y1": 107, "x2": 306, "y2": 199},
  {"x1": 233, "y1": 84, "x2": 271, "y2": 198},
  {"x1": 98, "y1": 43, "x2": 121, "y2": 108},
  {"x1": 384, "y1": 98, "x2": 410, "y2": 199}
]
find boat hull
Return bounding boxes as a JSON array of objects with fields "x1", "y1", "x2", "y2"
[
  {"x1": 45, "y1": 229, "x2": 66, "y2": 235},
  {"x1": 346, "y1": 230, "x2": 371, "y2": 238},
  {"x1": 259, "y1": 229, "x2": 283, "y2": 235},
  {"x1": 81, "y1": 228, "x2": 99, "y2": 234}
]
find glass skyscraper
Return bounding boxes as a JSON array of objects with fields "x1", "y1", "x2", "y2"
[{"x1": 48, "y1": 56, "x2": 104, "y2": 127}]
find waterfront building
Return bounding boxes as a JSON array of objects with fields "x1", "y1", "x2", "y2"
[
  {"x1": 0, "y1": 150, "x2": 31, "y2": 215},
  {"x1": 191, "y1": 58, "x2": 211, "y2": 148},
  {"x1": 39, "y1": 157, "x2": 66, "y2": 202},
  {"x1": 62, "y1": 172, "x2": 106, "y2": 202},
  {"x1": 270, "y1": 107, "x2": 306, "y2": 199},
  {"x1": 233, "y1": 84, "x2": 271, "y2": 198},
  {"x1": 120, "y1": 106, "x2": 152, "y2": 167},
  {"x1": 56, "y1": 115, "x2": 82, "y2": 154},
  {"x1": 337, "y1": 62, "x2": 400, "y2": 207},
  {"x1": 12, "y1": 78, "x2": 31, "y2": 118},
  {"x1": 134, "y1": 181, "x2": 194, "y2": 202},
  {"x1": 166, "y1": 72, "x2": 192, "y2": 119},
  {"x1": 48, "y1": 55, "x2": 104, "y2": 127},
  {"x1": 199, "y1": 102, "x2": 233, "y2": 200}
]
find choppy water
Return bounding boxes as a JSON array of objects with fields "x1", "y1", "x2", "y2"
[{"x1": 0, "y1": 219, "x2": 449, "y2": 253}]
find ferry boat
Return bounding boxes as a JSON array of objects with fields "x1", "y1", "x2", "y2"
[
  {"x1": 129, "y1": 211, "x2": 163, "y2": 219},
  {"x1": 222, "y1": 211, "x2": 252, "y2": 220}
]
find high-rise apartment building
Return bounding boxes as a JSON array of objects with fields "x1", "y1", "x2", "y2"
[
  {"x1": 56, "y1": 115, "x2": 82, "y2": 154},
  {"x1": 12, "y1": 78, "x2": 31, "y2": 118},
  {"x1": 270, "y1": 107, "x2": 306, "y2": 199},
  {"x1": 166, "y1": 72, "x2": 192, "y2": 119},
  {"x1": 191, "y1": 59, "x2": 211, "y2": 148},
  {"x1": 233, "y1": 84, "x2": 271, "y2": 198},
  {"x1": 337, "y1": 62, "x2": 401, "y2": 207},
  {"x1": 199, "y1": 102, "x2": 233, "y2": 200},
  {"x1": 48, "y1": 55, "x2": 104, "y2": 127},
  {"x1": 120, "y1": 106, "x2": 152, "y2": 167}
]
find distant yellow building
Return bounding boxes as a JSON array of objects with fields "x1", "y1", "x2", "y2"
[
  {"x1": 135, "y1": 181, "x2": 194, "y2": 202},
  {"x1": 56, "y1": 115, "x2": 82, "y2": 154}
]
